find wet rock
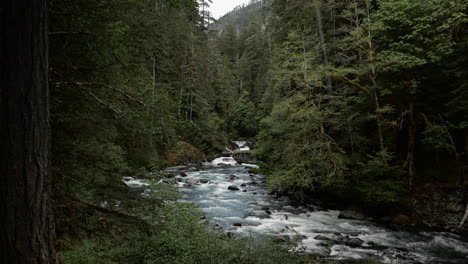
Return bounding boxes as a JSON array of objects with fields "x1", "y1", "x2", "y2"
[
  {"x1": 315, "y1": 235, "x2": 332, "y2": 241},
  {"x1": 161, "y1": 178, "x2": 177, "y2": 185},
  {"x1": 338, "y1": 210, "x2": 366, "y2": 220},
  {"x1": 240, "y1": 183, "x2": 247, "y2": 187},
  {"x1": 163, "y1": 166, "x2": 187, "y2": 172},
  {"x1": 199, "y1": 179, "x2": 209, "y2": 184},
  {"x1": 248, "y1": 168, "x2": 259, "y2": 174},
  {"x1": 233, "y1": 223, "x2": 242, "y2": 227},
  {"x1": 344, "y1": 237, "x2": 365, "y2": 248},
  {"x1": 186, "y1": 178, "x2": 200, "y2": 185},
  {"x1": 160, "y1": 172, "x2": 178, "y2": 178},
  {"x1": 273, "y1": 236, "x2": 289, "y2": 244},
  {"x1": 364, "y1": 241, "x2": 388, "y2": 250},
  {"x1": 187, "y1": 167, "x2": 198, "y2": 172},
  {"x1": 180, "y1": 172, "x2": 188, "y2": 177},
  {"x1": 242, "y1": 190, "x2": 247, "y2": 192},
  {"x1": 226, "y1": 232, "x2": 235, "y2": 238},
  {"x1": 229, "y1": 175, "x2": 238, "y2": 180},
  {"x1": 213, "y1": 224, "x2": 222, "y2": 230},
  {"x1": 247, "y1": 181, "x2": 259, "y2": 186},
  {"x1": 228, "y1": 185, "x2": 240, "y2": 191},
  {"x1": 379, "y1": 216, "x2": 392, "y2": 223},
  {"x1": 391, "y1": 214, "x2": 411, "y2": 225}
]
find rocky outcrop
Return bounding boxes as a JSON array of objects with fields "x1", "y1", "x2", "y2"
[
  {"x1": 338, "y1": 210, "x2": 366, "y2": 221},
  {"x1": 413, "y1": 184, "x2": 467, "y2": 233}
]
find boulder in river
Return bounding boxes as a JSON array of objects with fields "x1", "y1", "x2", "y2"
[
  {"x1": 180, "y1": 172, "x2": 188, "y2": 177},
  {"x1": 240, "y1": 183, "x2": 246, "y2": 187},
  {"x1": 391, "y1": 214, "x2": 411, "y2": 225},
  {"x1": 199, "y1": 179, "x2": 209, "y2": 184},
  {"x1": 338, "y1": 210, "x2": 366, "y2": 220},
  {"x1": 344, "y1": 237, "x2": 365, "y2": 248},
  {"x1": 233, "y1": 223, "x2": 242, "y2": 227},
  {"x1": 248, "y1": 168, "x2": 259, "y2": 174},
  {"x1": 186, "y1": 178, "x2": 200, "y2": 185},
  {"x1": 228, "y1": 185, "x2": 240, "y2": 191},
  {"x1": 315, "y1": 235, "x2": 333, "y2": 241}
]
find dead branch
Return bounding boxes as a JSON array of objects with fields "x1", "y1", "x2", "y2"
[{"x1": 334, "y1": 75, "x2": 372, "y2": 98}]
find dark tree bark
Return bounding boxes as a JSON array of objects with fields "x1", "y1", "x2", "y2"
[{"x1": 0, "y1": 0, "x2": 57, "y2": 263}]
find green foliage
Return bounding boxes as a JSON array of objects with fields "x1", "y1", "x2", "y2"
[
  {"x1": 258, "y1": 93, "x2": 346, "y2": 199},
  {"x1": 422, "y1": 124, "x2": 456, "y2": 153},
  {"x1": 59, "y1": 189, "x2": 320, "y2": 264},
  {"x1": 232, "y1": 91, "x2": 258, "y2": 138},
  {"x1": 352, "y1": 159, "x2": 409, "y2": 209}
]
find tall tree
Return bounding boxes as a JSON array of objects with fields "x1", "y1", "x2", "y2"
[{"x1": 0, "y1": 0, "x2": 57, "y2": 263}]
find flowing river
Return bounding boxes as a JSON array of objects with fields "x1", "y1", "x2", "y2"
[{"x1": 177, "y1": 163, "x2": 468, "y2": 264}]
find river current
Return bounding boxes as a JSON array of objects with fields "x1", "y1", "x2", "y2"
[{"x1": 177, "y1": 164, "x2": 468, "y2": 264}]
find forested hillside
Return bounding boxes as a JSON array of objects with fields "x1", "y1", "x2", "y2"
[
  {"x1": 255, "y1": 0, "x2": 468, "y2": 218},
  {"x1": 2, "y1": 0, "x2": 467, "y2": 263},
  {"x1": 212, "y1": 0, "x2": 468, "y2": 217}
]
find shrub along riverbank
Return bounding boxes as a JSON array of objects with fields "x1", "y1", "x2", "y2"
[{"x1": 57, "y1": 178, "x2": 382, "y2": 264}]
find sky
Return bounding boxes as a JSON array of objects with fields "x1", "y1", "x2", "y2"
[{"x1": 209, "y1": 0, "x2": 251, "y2": 19}]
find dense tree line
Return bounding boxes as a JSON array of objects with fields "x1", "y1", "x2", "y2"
[
  {"x1": 3, "y1": 0, "x2": 466, "y2": 261},
  {"x1": 242, "y1": 0, "x2": 468, "y2": 213}
]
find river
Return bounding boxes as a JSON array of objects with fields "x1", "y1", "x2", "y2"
[{"x1": 177, "y1": 163, "x2": 468, "y2": 264}]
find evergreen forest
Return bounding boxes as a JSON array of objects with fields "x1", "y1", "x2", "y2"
[{"x1": 1, "y1": 0, "x2": 468, "y2": 263}]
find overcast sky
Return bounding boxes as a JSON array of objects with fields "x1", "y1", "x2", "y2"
[{"x1": 209, "y1": 0, "x2": 251, "y2": 19}]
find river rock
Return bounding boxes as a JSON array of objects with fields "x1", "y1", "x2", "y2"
[
  {"x1": 315, "y1": 235, "x2": 332, "y2": 241},
  {"x1": 338, "y1": 210, "x2": 366, "y2": 220},
  {"x1": 226, "y1": 232, "x2": 235, "y2": 238},
  {"x1": 233, "y1": 223, "x2": 242, "y2": 227},
  {"x1": 344, "y1": 237, "x2": 365, "y2": 248},
  {"x1": 248, "y1": 168, "x2": 259, "y2": 174},
  {"x1": 240, "y1": 183, "x2": 246, "y2": 187},
  {"x1": 364, "y1": 241, "x2": 388, "y2": 250},
  {"x1": 186, "y1": 178, "x2": 200, "y2": 185},
  {"x1": 163, "y1": 166, "x2": 187, "y2": 172},
  {"x1": 273, "y1": 236, "x2": 289, "y2": 244},
  {"x1": 212, "y1": 224, "x2": 222, "y2": 230},
  {"x1": 391, "y1": 214, "x2": 411, "y2": 225},
  {"x1": 187, "y1": 167, "x2": 198, "y2": 172},
  {"x1": 161, "y1": 178, "x2": 177, "y2": 185},
  {"x1": 229, "y1": 175, "x2": 238, "y2": 180},
  {"x1": 228, "y1": 185, "x2": 240, "y2": 191},
  {"x1": 180, "y1": 172, "x2": 188, "y2": 177},
  {"x1": 199, "y1": 179, "x2": 209, "y2": 184}
]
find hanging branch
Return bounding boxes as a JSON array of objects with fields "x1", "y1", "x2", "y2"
[
  {"x1": 334, "y1": 75, "x2": 372, "y2": 98},
  {"x1": 54, "y1": 81, "x2": 145, "y2": 106}
]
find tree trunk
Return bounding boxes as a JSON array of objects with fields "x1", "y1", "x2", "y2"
[
  {"x1": 314, "y1": 0, "x2": 332, "y2": 93},
  {"x1": 404, "y1": 103, "x2": 416, "y2": 192},
  {"x1": 465, "y1": 128, "x2": 468, "y2": 165},
  {"x1": 0, "y1": 0, "x2": 57, "y2": 263}
]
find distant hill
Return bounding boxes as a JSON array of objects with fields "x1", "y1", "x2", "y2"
[{"x1": 210, "y1": 0, "x2": 272, "y2": 34}]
